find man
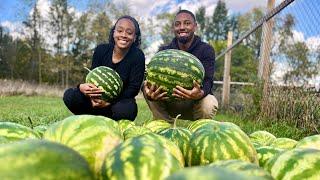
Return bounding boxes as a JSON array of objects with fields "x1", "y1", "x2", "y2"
[{"x1": 143, "y1": 9, "x2": 218, "y2": 123}]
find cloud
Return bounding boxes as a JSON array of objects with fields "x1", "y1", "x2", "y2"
[{"x1": 1, "y1": 21, "x2": 26, "y2": 40}]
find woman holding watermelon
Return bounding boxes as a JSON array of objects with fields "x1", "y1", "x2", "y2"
[
  {"x1": 143, "y1": 10, "x2": 218, "y2": 123},
  {"x1": 63, "y1": 15, "x2": 145, "y2": 121}
]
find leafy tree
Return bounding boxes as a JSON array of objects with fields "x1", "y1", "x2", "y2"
[
  {"x1": 206, "y1": 0, "x2": 228, "y2": 40},
  {"x1": 195, "y1": 6, "x2": 206, "y2": 38},
  {"x1": 156, "y1": 12, "x2": 176, "y2": 46}
]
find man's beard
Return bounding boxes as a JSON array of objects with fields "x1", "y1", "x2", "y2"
[{"x1": 177, "y1": 36, "x2": 189, "y2": 44}]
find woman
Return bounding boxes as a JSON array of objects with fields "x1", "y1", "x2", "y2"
[{"x1": 63, "y1": 15, "x2": 145, "y2": 121}]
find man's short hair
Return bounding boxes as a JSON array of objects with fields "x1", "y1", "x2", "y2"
[{"x1": 175, "y1": 9, "x2": 196, "y2": 23}]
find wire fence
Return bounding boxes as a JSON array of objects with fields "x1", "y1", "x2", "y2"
[{"x1": 214, "y1": 0, "x2": 320, "y2": 132}]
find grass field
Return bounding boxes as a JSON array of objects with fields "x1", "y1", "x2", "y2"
[{"x1": 0, "y1": 95, "x2": 311, "y2": 140}]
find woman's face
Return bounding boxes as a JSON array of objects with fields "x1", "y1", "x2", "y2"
[{"x1": 113, "y1": 18, "x2": 136, "y2": 50}]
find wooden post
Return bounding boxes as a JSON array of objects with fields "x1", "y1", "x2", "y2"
[
  {"x1": 258, "y1": 0, "x2": 275, "y2": 80},
  {"x1": 259, "y1": 0, "x2": 275, "y2": 114},
  {"x1": 222, "y1": 31, "x2": 233, "y2": 108}
]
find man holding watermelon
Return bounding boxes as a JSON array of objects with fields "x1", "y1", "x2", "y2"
[{"x1": 143, "y1": 10, "x2": 218, "y2": 123}]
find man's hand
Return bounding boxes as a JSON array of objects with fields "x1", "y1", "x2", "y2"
[
  {"x1": 143, "y1": 81, "x2": 168, "y2": 101},
  {"x1": 173, "y1": 81, "x2": 204, "y2": 100}
]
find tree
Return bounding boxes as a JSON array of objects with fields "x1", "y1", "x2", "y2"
[
  {"x1": 206, "y1": 0, "x2": 228, "y2": 40},
  {"x1": 157, "y1": 12, "x2": 176, "y2": 46},
  {"x1": 90, "y1": 12, "x2": 112, "y2": 45},
  {"x1": 195, "y1": 6, "x2": 206, "y2": 38}
]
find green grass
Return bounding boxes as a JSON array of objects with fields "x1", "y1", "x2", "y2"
[{"x1": 0, "y1": 96, "x2": 311, "y2": 140}]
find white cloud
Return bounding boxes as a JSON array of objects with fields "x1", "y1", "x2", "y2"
[{"x1": 1, "y1": 21, "x2": 26, "y2": 40}]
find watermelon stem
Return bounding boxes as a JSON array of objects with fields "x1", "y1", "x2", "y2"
[
  {"x1": 28, "y1": 116, "x2": 34, "y2": 129},
  {"x1": 173, "y1": 114, "x2": 181, "y2": 128},
  {"x1": 84, "y1": 67, "x2": 91, "y2": 72}
]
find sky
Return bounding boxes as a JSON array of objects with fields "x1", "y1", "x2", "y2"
[{"x1": 0, "y1": 0, "x2": 319, "y2": 86}]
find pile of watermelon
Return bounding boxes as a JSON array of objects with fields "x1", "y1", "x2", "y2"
[
  {"x1": 1, "y1": 50, "x2": 320, "y2": 179},
  {"x1": 1, "y1": 115, "x2": 320, "y2": 180}
]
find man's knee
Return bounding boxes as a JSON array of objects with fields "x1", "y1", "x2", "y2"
[
  {"x1": 112, "y1": 99, "x2": 137, "y2": 121},
  {"x1": 194, "y1": 94, "x2": 219, "y2": 119}
]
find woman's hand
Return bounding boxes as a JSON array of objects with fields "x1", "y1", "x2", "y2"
[
  {"x1": 143, "y1": 81, "x2": 168, "y2": 101},
  {"x1": 173, "y1": 81, "x2": 204, "y2": 100},
  {"x1": 90, "y1": 98, "x2": 110, "y2": 108},
  {"x1": 79, "y1": 83, "x2": 104, "y2": 98}
]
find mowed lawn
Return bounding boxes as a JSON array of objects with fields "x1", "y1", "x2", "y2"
[{"x1": 0, "y1": 95, "x2": 310, "y2": 140}]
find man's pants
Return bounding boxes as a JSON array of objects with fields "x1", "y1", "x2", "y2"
[
  {"x1": 63, "y1": 88, "x2": 137, "y2": 121},
  {"x1": 144, "y1": 94, "x2": 219, "y2": 123}
]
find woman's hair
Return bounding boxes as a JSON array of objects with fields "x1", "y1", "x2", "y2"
[{"x1": 108, "y1": 15, "x2": 141, "y2": 48}]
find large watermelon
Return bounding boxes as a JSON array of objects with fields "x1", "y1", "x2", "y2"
[
  {"x1": 265, "y1": 148, "x2": 320, "y2": 179},
  {"x1": 187, "y1": 121, "x2": 258, "y2": 166},
  {"x1": 146, "y1": 49, "x2": 205, "y2": 98},
  {"x1": 123, "y1": 125, "x2": 152, "y2": 140},
  {"x1": 0, "y1": 122, "x2": 40, "y2": 144},
  {"x1": 43, "y1": 115, "x2": 123, "y2": 178},
  {"x1": 186, "y1": 119, "x2": 219, "y2": 132},
  {"x1": 102, "y1": 135, "x2": 182, "y2": 180},
  {"x1": 143, "y1": 119, "x2": 171, "y2": 133},
  {"x1": 0, "y1": 139, "x2": 94, "y2": 179},
  {"x1": 86, "y1": 66, "x2": 123, "y2": 101}
]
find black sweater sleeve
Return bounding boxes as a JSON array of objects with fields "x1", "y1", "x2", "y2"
[
  {"x1": 200, "y1": 45, "x2": 215, "y2": 96},
  {"x1": 118, "y1": 50, "x2": 146, "y2": 100}
]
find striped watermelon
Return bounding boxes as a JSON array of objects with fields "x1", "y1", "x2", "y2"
[
  {"x1": 210, "y1": 159, "x2": 273, "y2": 180},
  {"x1": 159, "y1": 118, "x2": 192, "y2": 166},
  {"x1": 265, "y1": 148, "x2": 320, "y2": 179},
  {"x1": 249, "y1": 131, "x2": 276, "y2": 146},
  {"x1": 86, "y1": 66, "x2": 123, "y2": 101},
  {"x1": 186, "y1": 119, "x2": 219, "y2": 132},
  {"x1": 0, "y1": 139, "x2": 94, "y2": 179},
  {"x1": 123, "y1": 125, "x2": 152, "y2": 140},
  {"x1": 296, "y1": 134, "x2": 320, "y2": 150},
  {"x1": 146, "y1": 49, "x2": 205, "y2": 98},
  {"x1": 143, "y1": 119, "x2": 172, "y2": 133},
  {"x1": 141, "y1": 133, "x2": 185, "y2": 167},
  {"x1": 43, "y1": 115, "x2": 123, "y2": 178},
  {"x1": 269, "y1": 138, "x2": 297, "y2": 150},
  {"x1": 166, "y1": 166, "x2": 249, "y2": 180},
  {"x1": 0, "y1": 122, "x2": 40, "y2": 144},
  {"x1": 102, "y1": 134, "x2": 182, "y2": 180},
  {"x1": 255, "y1": 146, "x2": 283, "y2": 169},
  {"x1": 187, "y1": 121, "x2": 258, "y2": 166}
]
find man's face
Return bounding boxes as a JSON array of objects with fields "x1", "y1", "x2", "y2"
[{"x1": 173, "y1": 12, "x2": 197, "y2": 44}]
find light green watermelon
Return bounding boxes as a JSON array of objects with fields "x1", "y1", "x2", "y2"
[
  {"x1": 146, "y1": 49, "x2": 205, "y2": 99},
  {"x1": 0, "y1": 122, "x2": 40, "y2": 144},
  {"x1": 187, "y1": 121, "x2": 258, "y2": 166},
  {"x1": 186, "y1": 119, "x2": 219, "y2": 132},
  {"x1": 0, "y1": 139, "x2": 94, "y2": 179},
  {"x1": 143, "y1": 119, "x2": 171, "y2": 133},
  {"x1": 295, "y1": 134, "x2": 320, "y2": 150},
  {"x1": 86, "y1": 66, "x2": 123, "y2": 101},
  {"x1": 210, "y1": 159, "x2": 273, "y2": 180},
  {"x1": 249, "y1": 131, "x2": 276, "y2": 146},
  {"x1": 43, "y1": 115, "x2": 123, "y2": 178},
  {"x1": 165, "y1": 166, "x2": 250, "y2": 180},
  {"x1": 123, "y1": 125, "x2": 152, "y2": 140},
  {"x1": 269, "y1": 138, "x2": 297, "y2": 150},
  {"x1": 102, "y1": 134, "x2": 182, "y2": 180},
  {"x1": 265, "y1": 148, "x2": 320, "y2": 179}
]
